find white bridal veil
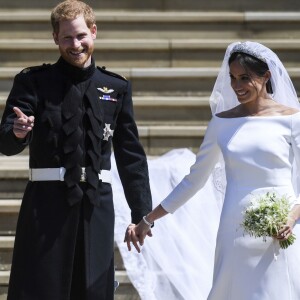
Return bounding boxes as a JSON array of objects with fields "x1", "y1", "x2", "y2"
[
  {"x1": 210, "y1": 41, "x2": 300, "y2": 113},
  {"x1": 112, "y1": 149, "x2": 224, "y2": 300},
  {"x1": 210, "y1": 41, "x2": 300, "y2": 195},
  {"x1": 113, "y1": 41, "x2": 300, "y2": 299}
]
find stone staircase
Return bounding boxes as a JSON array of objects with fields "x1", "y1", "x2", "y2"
[
  {"x1": 1, "y1": 10, "x2": 300, "y2": 154},
  {"x1": 0, "y1": 0, "x2": 300, "y2": 299},
  {"x1": 1, "y1": 0, "x2": 300, "y2": 10}
]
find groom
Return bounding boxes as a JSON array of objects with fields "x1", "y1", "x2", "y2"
[{"x1": 0, "y1": 1, "x2": 152, "y2": 299}]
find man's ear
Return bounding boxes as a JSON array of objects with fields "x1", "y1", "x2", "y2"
[
  {"x1": 90, "y1": 24, "x2": 97, "y2": 40},
  {"x1": 53, "y1": 32, "x2": 59, "y2": 45}
]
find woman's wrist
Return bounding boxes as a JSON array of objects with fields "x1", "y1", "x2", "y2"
[
  {"x1": 287, "y1": 215, "x2": 297, "y2": 226},
  {"x1": 142, "y1": 215, "x2": 154, "y2": 227}
]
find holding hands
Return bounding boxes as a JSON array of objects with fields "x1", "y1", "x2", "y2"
[
  {"x1": 124, "y1": 204, "x2": 168, "y2": 253},
  {"x1": 13, "y1": 107, "x2": 34, "y2": 139},
  {"x1": 124, "y1": 217, "x2": 153, "y2": 253}
]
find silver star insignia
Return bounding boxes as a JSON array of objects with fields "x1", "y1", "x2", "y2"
[{"x1": 103, "y1": 123, "x2": 114, "y2": 141}]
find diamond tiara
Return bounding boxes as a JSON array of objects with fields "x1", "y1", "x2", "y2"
[{"x1": 230, "y1": 42, "x2": 267, "y2": 62}]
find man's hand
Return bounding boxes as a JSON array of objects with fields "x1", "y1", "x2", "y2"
[
  {"x1": 124, "y1": 222, "x2": 153, "y2": 253},
  {"x1": 13, "y1": 107, "x2": 34, "y2": 139}
]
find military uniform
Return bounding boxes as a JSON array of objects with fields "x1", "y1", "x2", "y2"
[{"x1": 0, "y1": 57, "x2": 152, "y2": 300}]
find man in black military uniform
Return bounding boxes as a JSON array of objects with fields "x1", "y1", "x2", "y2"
[{"x1": 0, "y1": 1, "x2": 152, "y2": 299}]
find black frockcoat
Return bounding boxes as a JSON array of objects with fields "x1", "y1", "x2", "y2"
[{"x1": 0, "y1": 57, "x2": 152, "y2": 300}]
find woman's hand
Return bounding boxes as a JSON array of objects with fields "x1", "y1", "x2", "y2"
[
  {"x1": 275, "y1": 217, "x2": 295, "y2": 241},
  {"x1": 124, "y1": 221, "x2": 152, "y2": 253},
  {"x1": 124, "y1": 204, "x2": 168, "y2": 253}
]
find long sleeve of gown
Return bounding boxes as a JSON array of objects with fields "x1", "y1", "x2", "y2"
[
  {"x1": 161, "y1": 117, "x2": 221, "y2": 213},
  {"x1": 291, "y1": 113, "x2": 300, "y2": 205}
]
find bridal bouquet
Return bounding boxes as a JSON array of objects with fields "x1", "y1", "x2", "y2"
[{"x1": 241, "y1": 192, "x2": 296, "y2": 249}]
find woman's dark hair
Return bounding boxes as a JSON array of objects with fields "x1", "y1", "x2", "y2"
[{"x1": 228, "y1": 52, "x2": 273, "y2": 94}]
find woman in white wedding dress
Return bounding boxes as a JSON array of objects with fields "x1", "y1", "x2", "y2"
[{"x1": 125, "y1": 41, "x2": 300, "y2": 300}]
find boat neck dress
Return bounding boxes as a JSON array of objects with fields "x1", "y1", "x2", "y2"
[{"x1": 161, "y1": 112, "x2": 300, "y2": 300}]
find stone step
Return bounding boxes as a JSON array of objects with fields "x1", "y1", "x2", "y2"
[
  {"x1": 0, "y1": 94, "x2": 208, "y2": 105},
  {"x1": 0, "y1": 154, "x2": 29, "y2": 196},
  {"x1": 140, "y1": 125, "x2": 206, "y2": 154},
  {"x1": 1, "y1": 38, "x2": 300, "y2": 68},
  {"x1": 0, "y1": 201, "x2": 20, "y2": 236},
  {"x1": 2, "y1": 93, "x2": 300, "y2": 126},
  {"x1": 134, "y1": 96, "x2": 212, "y2": 125},
  {"x1": 0, "y1": 94, "x2": 213, "y2": 125},
  {"x1": 1, "y1": 0, "x2": 299, "y2": 11},
  {"x1": 0, "y1": 11, "x2": 300, "y2": 39},
  {"x1": 0, "y1": 237, "x2": 15, "y2": 265},
  {"x1": 1, "y1": 67, "x2": 300, "y2": 97},
  {"x1": 0, "y1": 269, "x2": 139, "y2": 299},
  {"x1": 0, "y1": 66, "x2": 217, "y2": 95}
]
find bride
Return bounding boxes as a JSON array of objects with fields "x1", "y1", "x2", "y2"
[{"x1": 123, "y1": 41, "x2": 300, "y2": 299}]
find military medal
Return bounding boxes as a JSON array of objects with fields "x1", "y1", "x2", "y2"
[
  {"x1": 103, "y1": 123, "x2": 114, "y2": 141},
  {"x1": 99, "y1": 95, "x2": 117, "y2": 102}
]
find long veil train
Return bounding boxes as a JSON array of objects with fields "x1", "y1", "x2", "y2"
[{"x1": 112, "y1": 148, "x2": 224, "y2": 300}]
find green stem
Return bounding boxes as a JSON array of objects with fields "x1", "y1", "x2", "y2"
[{"x1": 279, "y1": 234, "x2": 296, "y2": 249}]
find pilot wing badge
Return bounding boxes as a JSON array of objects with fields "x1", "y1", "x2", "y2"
[
  {"x1": 97, "y1": 87, "x2": 117, "y2": 102},
  {"x1": 97, "y1": 87, "x2": 114, "y2": 94}
]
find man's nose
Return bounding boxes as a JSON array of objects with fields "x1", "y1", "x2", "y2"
[{"x1": 71, "y1": 38, "x2": 81, "y2": 48}]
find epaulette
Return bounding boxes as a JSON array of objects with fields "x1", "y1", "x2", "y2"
[
  {"x1": 20, "y1": 63, "x2": 51, "y2": 75},
  {"x1": 97, "y1": 66, "x2": 127, "y2": 81}
]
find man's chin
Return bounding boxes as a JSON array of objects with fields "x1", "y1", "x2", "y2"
[
  {"x1": 69, "y1": 59, "x2": 88, "y2": 68},
  {"x1": 62, "y1": 54, "x2": 89, "y2": 68}
]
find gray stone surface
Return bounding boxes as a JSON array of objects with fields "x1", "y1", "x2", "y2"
[{"x1": 1, "y1": 0, "x2": 299, "y2": 11}]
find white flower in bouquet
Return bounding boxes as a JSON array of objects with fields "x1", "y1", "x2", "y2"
[{"x1": 241, "y1": 192, "x2": 296, "y2": 249}]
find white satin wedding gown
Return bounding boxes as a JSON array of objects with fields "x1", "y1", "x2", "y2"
[
  {"x1": 112, "y1": 113, "x2": 300, "y2": 299},
  {"x1": 161, "y1": 113, "x2": 300, "y2": 300}
]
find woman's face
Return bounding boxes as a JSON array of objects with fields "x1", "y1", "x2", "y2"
[{"x1": 229, "y1": 59, "x2": 269, "y2": 105}]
